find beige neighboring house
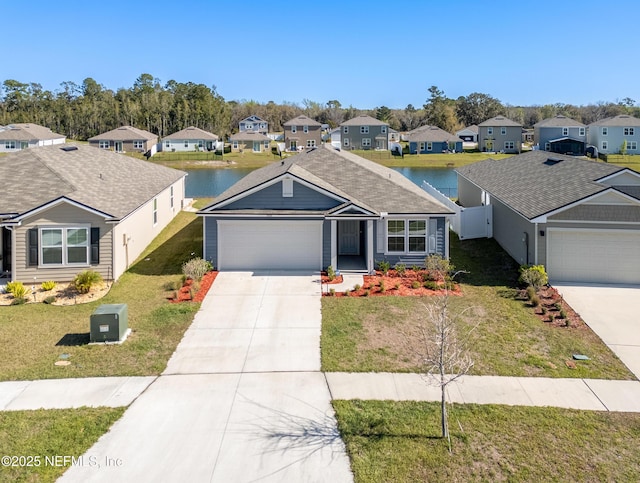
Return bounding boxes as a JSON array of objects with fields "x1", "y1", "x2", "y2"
[
  {"x1": 0, "y1": 144, "x2": 185, "y2": 283},
  {"x1": 0, "y1": 123, "x2": 66, "y2": 152},
  {"x1": 88, "y1": 126, "x2": 158, "y2": 157},
  {"x1": 229, "y1": 131, "x2": 271, "y2": 153},
  {"x1": 283, "y1": 115, "x2": 322, "y2": 151},
  {"x1": 162, "y1": 126, "x2": 219, "y2": 152}
]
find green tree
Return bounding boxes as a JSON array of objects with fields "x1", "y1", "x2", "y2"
[{"x1": 456, "y1": 92, "x2": 503, "y2": 126}]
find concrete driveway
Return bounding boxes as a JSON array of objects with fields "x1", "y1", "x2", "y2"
[
  {"x1": 554, "y1": 283, "x2": 640, "y2": 379},
  {"x1": 61, "y1": 271, "x2": 353, "y2": 482}
]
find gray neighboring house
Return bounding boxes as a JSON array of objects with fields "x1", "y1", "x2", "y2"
[
  {"x1": 88, "y1": 126, "x2": 158, "y2": 157},
  {"x1": 340, "y1": 115, "x2": 389, "y2": 150},
  {"x1": 534, "y1": 115, "x2": 586, "y2": 155},
  {"x1": 0, "y1": 123, "x2": 66, "y2": 152},
  {"x1": 198, "y1": 145, "x2": 454, "y2": 272},
  {"x1": 478, "y1": 116, "x2": 522, "y2": 153},
  {"x1": 162, "y1": 126, "x2": 219, "y2": 152},
  {"x1": 239, "y1": 115, "x2": 268, "y2": 135},
  {"x1": 457, "y1": 150, "x2": 640, "y2": 284},
  {"x1": 0, "y1": 144, "x2": 185, "y2": 283},
  {"x1": 283, "y1": 115, "x2": 322, "y2": 151},
  {"x1": 588, "y1": 114, "x2": 640, "y2": 155},
  {"x1": 406, "y1": 125, "x2": 463, "y2": 154}
]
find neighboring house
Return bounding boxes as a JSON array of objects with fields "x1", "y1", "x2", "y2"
[
  {"x1": 239, "y1": 115, "x2": 268, "y2": 135},
  {"x1": 88, "y1": 126, "x2": 158, "y2": 157},
  {"x1": 388, "y1": 129, "x2": 401, "y2": 143},
  {"x1": 534, "y1": 115, "x2": 586, "y2": 155},
  {"x1": 329, "y1": 128, "x2": 341, "y2": 149},
  {"x1": 0, "y1": 144, "x2": 185, "y2": 283},
  {"x1": 0, "y1": 123, "x2": 65, "y2": 152},
  {"x1": 588, "y1": 114, "x2": 640, "y2": 155},
  {"x1": 162, "y1": 126, "x2": 219, "y2": 152},
  {"x1": 477, "y1": 116, "x2": 522, "y2": 153},
  {"x1": 521, "y1": 128, "x2": 534, "y2": 144},
  {"x1": 455, "y1": 125, "x2": 478, "y2": 143},
  {"x1": 198, "y1": 145, "x2": 454, "y2": 272},
  {"x1": 229, "y1": 131, "x2": 271, "y2": 153},
  {"x1": 406, "y1": 125, "x2": 463, "y2": 154},
  {"x1": 283, "y1": 115, "x2": 322, "y2": 151},
  {"x1": 340, "y1": 115, "x2": 389, "y2": 150},
  {"x1": 456, "y1": 150, "x2": 640, "y2": 284}
]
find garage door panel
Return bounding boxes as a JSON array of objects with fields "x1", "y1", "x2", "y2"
[
  {"x1": 218, "y1": 220, "x2": 322, "y2": 271},
  {"x1": 548, "y1": 230, "x2": 640, "y2": 284}
]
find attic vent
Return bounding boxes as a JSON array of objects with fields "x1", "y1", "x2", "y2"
[
  {"x1": 544, "y1": 157, "x2": 562, "y2": 166},
  {"x1": 60, "y1": 145, "x2": 78, "y2": 152}
]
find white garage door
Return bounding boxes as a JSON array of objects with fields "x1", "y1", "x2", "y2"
[
  {"x1": 547, "y1": 229, "x2": 640, "y2": 284},
  {"x1": 218, "y1": 220, "x2": 322, "y2": 271}
]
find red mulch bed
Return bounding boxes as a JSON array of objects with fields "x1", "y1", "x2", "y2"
[
  {"x1": 170, "y1": 271, "x2": 218, "y2": 303},
  {"x1": 321, "y1": 272, "x2": 343, "y2": 284},
  {"x1": 527, "y1": 285, "x2": 588, "y2": 330},
  {"x1": 324, "y1": 269, "x2": 461, "y2": 297}
]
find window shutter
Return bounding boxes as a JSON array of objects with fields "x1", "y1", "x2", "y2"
[
  {"x1": 28, "y1": 228, "x2": 38, "y2": 266},
  {"x1": 376, "y1": 221, "x2": 384, "y2": 253},
  {"x1": 90, "y1": 227, "x2": 100, "y2": 265}
]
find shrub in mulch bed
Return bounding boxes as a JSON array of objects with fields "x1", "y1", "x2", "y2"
[
  {"x1": 169, "y1": 271, "x2": 218, "y2": 303},
  {"x1": 524, "y1": 285, "x2": 586, "y2": 330},
  {"x1": 321, "y1": 272, "x2": 344, "y2": 284}
]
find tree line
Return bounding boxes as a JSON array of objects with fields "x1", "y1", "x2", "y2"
[{"x1": 1, "y1": 75, "x2": 638, "y2": 141}]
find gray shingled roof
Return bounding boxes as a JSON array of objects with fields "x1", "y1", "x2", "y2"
[
  {"x1": 456, "y1": 125, "x2": 478, "y2": 134},
  {"x1": 534, "y1": 115, "x2": 585, "y2": 128},
  {"x1": 283, "y1": 115, "x2": 322, "y2": 127},
  {"x1": 0, "y1": 123, "x2": 65, "y2": 141},
  {"x1": 0, "y1": 144, "x2": 185, "y2": 220},
  {"x1": 163, "y1": 126, "x2": 218, "y2": 140},
  {"x1": 406, "y1": 125, "x2": 459, "y2": 143},
  {"x1": 456, "y1": 151, "x2": 631, "y2": 219},
  {"x1": 588, "y1": 114, "x2": 640, "y2": 127},
  {"x1": 88, "y1": 126, "x2": 157, "y2": 142},
  {"x1": 340, "y1": 115, "x2": 389, "y2": 127},
  {"x1": 478, "y1": 116, "x2": 522, "y2": 127},
  {"x1": 230, "y1": 131, "x2": 271, "y2": 141},
  {"x1": 202, "y1": 146, "x2": 453, "y2": 215}
]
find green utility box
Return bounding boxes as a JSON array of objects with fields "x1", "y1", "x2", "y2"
[{"x1": 90, "y1": 304, "x2": 128, "y2": 342}]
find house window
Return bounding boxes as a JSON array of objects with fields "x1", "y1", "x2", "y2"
[
  {"x1": 501, "y1": 127, "x2": 506, "y2": 135},
  {"x1": 408, "y1": 221, "x2": 427, "y2": 252},
  {"x1": 381, "y1": 126, "x2": 387, "y2": 134},
  {"x1": 5, "y1": 141, "x2": 16, "y2": 149},
  {"x1": 545, "y1": 142, "x2": 550, "y2": 151},
  {"x1": 487, "y1": 127, "x2": 493, "y2": 135},
  {"x1": 184, "y1": 141, "x2": 189, "y2": 148},
  {"x1": 419, "y1": 142, "x2": 425, "y2": 152},
  {"x1": 133, "y1": 141, "x2": 144, "y2": 149},
  {"x1": 387, "y1": 220, "x2": 405, "y2": 252},
  {"x1": 624, "y1": 127, "x2": 635, "y2": 136},
  {"x1": 343, "y1": 138, "x2": 350, "y2": 147},
  {"x1": 198, "y1": 140, "x2": 203, "y2": 148},
  {"x1": 386, "y1": 220, "x2": 428, "y2": 253},
  {"x1": 303, "y1": 125, "x2": 308, "y2": 133},
  {"x1": 602, "y1": 127, "x2": 608, "y2": 136},
  {"x1": 362, "y1": 138, "x2": 371, "y2": 147},
  {"x1": 40, "y1": 227, "x2": 89, "y2": 266},
  {"x1": 505, "y1": 141, "x2": 515, "y2": 150},
  {"x1": 343, "y1": 126, "x2": 349, "y2": 134},
  {"x1": 245, "y1": 123, "x2": 253, "y2": 130},
  {"x1": 628, "y1": 141, "x2": 638, "y2": 150},
  {"x1": 306, "y1": 139, "x2": 316, "y2": 147},
  {"x1": 99, "y1": 141, "x2": 109, "y2": 149},
  {"x1": 165, "y1": 141, "x2": 171, "y2": 148},
  {"x1": 233, "y1": 141, "x2": 238, "y2": 149},
  {"x1": 291, "y1": 125, "x2": 297, "y2": 133},
  {"x1": 602, "y1": 141, "x2": 608, "y2": 150},
  {"x1": 579, "y1": 127, "x2": 585, "y2": 136},
  {"x1": 426, "y1": 142, "x2": 433, "y2": 151},
  {"x1": 170, "y1": 186, "x2": 174, "y2": 209},
  {"x1": 260, "y1": 123, "x2": 266, "y2": 129},
  {"x1": 264, "y1": 141, "x2": 269, "y2": 149},
  {"x1": 153, "y1": 198, "x2": 158, "y2": 225},
  {"x1": 360, "y1": 126, "x2": 369, "y2": 134}
]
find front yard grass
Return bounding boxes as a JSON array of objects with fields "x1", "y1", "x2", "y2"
[
  {"x1": 333, "y1": 400, "x2": 640, "y2": 482},
  {"x1": 0, "y1": 207, "x2": 205, "y2": 381},
  {"x1": 0, "y1": 407, "x2": 125, "y2": 482},
  {"x1": 321, "y1": 235, "x2": 634, "y2": 379}
]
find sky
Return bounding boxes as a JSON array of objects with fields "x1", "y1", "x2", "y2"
[{"x1": 3, "y1": 0, "x2": 639, "y2": 109}]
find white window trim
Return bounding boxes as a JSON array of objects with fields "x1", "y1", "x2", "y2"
[
  {"x1": 291, "y1": 125, "x2": 297, "y2": 133},
  {"x1": 133, "y1": 140, "x2": 144, "y2": 149},
  {"x1": 362, "y1": 138, "x2": 371, "y2": 147},
  {"x1": 343, "y1": 126, "x2": 349, "y2": 134},
  {"x1": 39, "y1": 225, "x2": 90, "y2": 267},
  {"x1": 99, "y1": 141, "x2": 110, "y2": 149},
  {"x1": 385, "y1": 219, "x2": 429, "y2": 255},
  {"x1": 232, "y1": 141, "x2": 238, "y2": 149},
  {"x1": 545, "y1": 142, "x2": 550, "y2": 151},
  {"x1": 306, "y1": 139, "x2": 316, "y2": 147},
  {"x1": 381, "y1": 126, "x2": 387, "y2": 133},
  {"x1": 602, "y1": 141, "x2": 608, "y2": 150},
  {"x1": 501, "y1": 127, "x2": 507, "y2": 135},
  {"x1": 303, "y1": 125, "x2": 308, "y2": 133},
  {"x1": 343, "y1": 138, "x2": 350, "y2": 146},
  {"x1": 628, "y1": 141, "x2": 638, "y2": 150},
  {"x1": 602, "y1": 127, "x2": 608, "y2": 136},
  {"x1": 505, "y1": 141, "x2": 515, "y2": 150},
  {"x1": 579, "y1": 127, "x2": 585, "y2": 136},
  {"x1": 487, "y1": 127, "x2": 493, "y2": 135},
  {"x1": 360, "y1": 126, "x2": 369, "y2": 134},
  {"x1": 426, "y1": 142, "x2": 433, "y2": 151},
  {"x1": 562, "y1": 127, "x2": 569, "y2": 136},
  {"x1": 419, "y1": 142, "x2": 425, "y2": 152},
  {"x1": 624, "y1": 127, "x2": 635, "y2": 136}
]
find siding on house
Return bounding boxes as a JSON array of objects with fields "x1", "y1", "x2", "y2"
[
  {"x1": 220, "y1": 181, "x2": 341, "y2": 211},
  {"x1": 478, "y1": 116, "x2": 522, "y2": 153},
  {"x1": 372, "y1": 217, "x2": 447, "y2": 265},
  {"x1": 588, "y1": 115, "x2": 640, "y2": 155}
]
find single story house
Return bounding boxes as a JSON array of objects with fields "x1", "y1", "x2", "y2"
[
  {"x1": 162, "y1": 126, "x2": 219, "y2": 152},
  {"x1": 0, "y1": 123, "x2": 66, "y2": 152},
  {"x1": 455, "y1": 125, "x2": 478, "y2": 143},
  {"x1": 0, "y1": 144, "x2": 185, "y2": 283},
  {"x1": 229, "y1": 131, "x2": 271, "y2": 153},
  {"x1": 198, "y1": 146, "x2": 454, "y2": 272},
  {"x1": 88, "y1": 126, "x2": 158, "y2": 157},
  {"x1": 406, "y1": 125, "x2": 463, "y2": 154},
  {"x1": 456, "y1": 150, "x2": 640, "y2": 284}
]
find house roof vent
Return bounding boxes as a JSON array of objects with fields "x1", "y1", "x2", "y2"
[
  {"x1": 60, "y1": 145, "x2": 78, "y2": 152},
  {"x1": 544, "y1": 157, "x2": 562, "y2": 166}
]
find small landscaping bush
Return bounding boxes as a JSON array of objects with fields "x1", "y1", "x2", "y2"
[
  {"x1": 6, "y1": 281, "x2": 28, "y2": 298},
  {"x1": 354, "y1": 284, "x2": 361, "y2": 291},
  {"x1": 344, "y1": 289, "x2": 351, "y2": 296},
  {"x1": 41, "y1": 280, "x2": 56, "y2": 291},
  {"x1": 519, "y1": 265, "x2": 548, "y2": 289},
  {"x1": 11, "y1": 297, "x2": 27, "y2": 305},
  {"x1": 423, "y1": 280, "x2": 438, "y2": 290},
  {"x1": 72, "y1": 270, "x2": 103, "y2": 294},
  {"x1": 363, "y1": 289, "x2": 370, "y2": 297},
  {"x1": 43, "y1": 295, "x2": 57, "y2": 304},
  {"x1": 326, "y1": 265, "x2": 336, "y2": 281},
  {"x1": 163, "y1": 280, "x2": 179, "y2": 291},
  {"x1": 425, "y1": 254, "x2": 454, "y2": 281},
  {"x1": 530, "y1": 294, "x2": 540, "y2": 307},
  {"x1": 379, "y1": 280, "x2": 386, "y2": 292},
  {"x1": 411, "y1": 265, "x2": 421, "y2": 273},
  {"x1": 182, "y1": 257, "x2": 212, "y2": 282},
  {"x1": 377, "y1": 260, "x2": 391, "y2": 275},
  {"x1": 411, "y1": 280, "x2": 421, "y2": 289},
  {"x1": 394, "y1": 263, "x2": 406, "y2": 276},
  {"x1": 329, "y1": 288, "x2": 336, "y2": 296}
]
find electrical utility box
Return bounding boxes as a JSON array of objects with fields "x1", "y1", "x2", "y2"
[{"x1": 90, "y1": 304, "x2": 128, "y2": 342}]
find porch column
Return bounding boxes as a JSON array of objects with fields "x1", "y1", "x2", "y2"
[
  {"x1": 367, "y1": 220, "x2": 374, "y2": 273},
  {"x1": 331, "y1": 220, "x2": 338, "y2": 269}
]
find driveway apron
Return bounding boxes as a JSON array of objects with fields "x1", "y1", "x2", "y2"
[{"x1": 61, "y1": 271, "x2": 353, "y2": 482}]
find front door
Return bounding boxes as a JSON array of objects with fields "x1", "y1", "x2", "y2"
[
  {"x1": 376, "y1": 139, "x2": 385, "y2": 150},
  {"x1": 115, "y1": 141, "x2": 123, "y2": 153},
  {"x1": 339, "y1": 220, "x2": 360, "y2": 255},
  {"x1": 1, "y1": 228, "x2": 11, "y2": 276},
  {"x1": 290, "y1": 140, "x2": 297, "y2": 151},
  {"x1": 253, "y1": 141, "x2": 261, "y2": 152}
]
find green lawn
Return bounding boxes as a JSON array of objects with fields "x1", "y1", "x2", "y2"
[
  {"x1": 333, "y1": 400, "x2": 640, "y2": 482},
  {"x1": 0, "y1": 407, "x2": 125, "y2": 482},
  {"x1": 352, "y1": 149, "x2": 513, "y2": 168},
  {"x1": 321, "y1": 235, "x2": 634, "y2": 379},
  {"x1": 0, "y1": 206, "x2": 207, "y2": 381}
]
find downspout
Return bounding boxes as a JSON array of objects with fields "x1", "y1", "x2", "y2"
[{"x1": 534, "y1": 222, "x2": 539, "y2": 265}]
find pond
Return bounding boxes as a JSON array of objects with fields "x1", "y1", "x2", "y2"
[{"x1": 184, "y1": 166, "x2": 457, "y2": 198}]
